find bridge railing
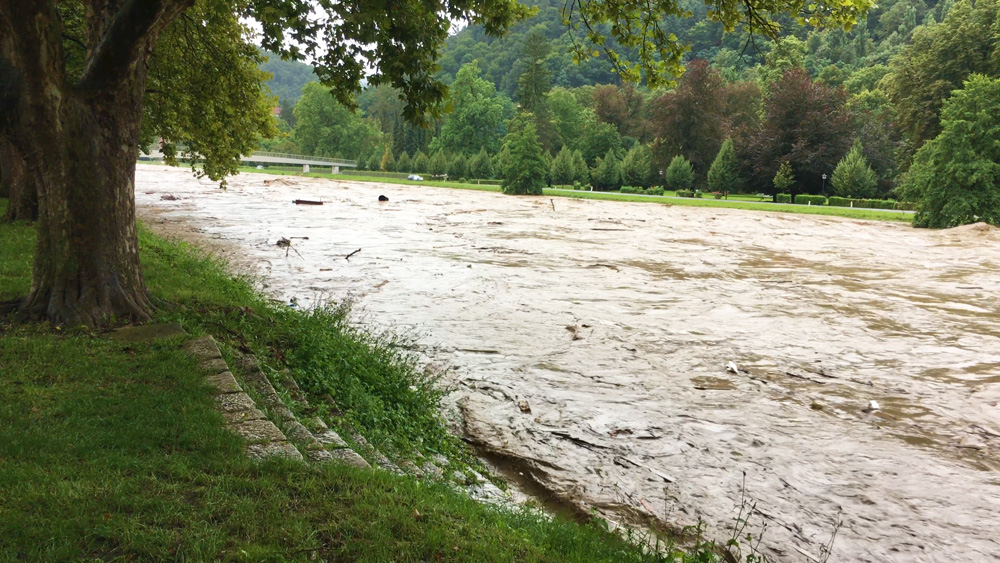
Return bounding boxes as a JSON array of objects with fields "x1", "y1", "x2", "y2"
[{"x1": 250, "y1": 151, "x2": 357, "y2": 166}]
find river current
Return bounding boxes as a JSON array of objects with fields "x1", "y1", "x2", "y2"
[{"x1": 136, "y1": 165, "x2": 1000, "y2": 562}]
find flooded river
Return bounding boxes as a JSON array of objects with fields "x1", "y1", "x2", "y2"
[{"x1": 135, "y1": 165, "x2": 1000, "y2": 562}]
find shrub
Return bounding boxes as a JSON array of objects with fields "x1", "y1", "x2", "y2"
[
  {"x1": 828, "y1": 197, "x2": 917, "y2": 210},
  {"x1": 620, "y1": 186, "x2": 642, "y2": 194},
  {"x1": 776, "y1": 193, "x2": 792, "y2": 203},
  {"x1": 645, "y1": 187, "x2": 665, "y2": 196},
  {"x1": 794, "y1": 194, "x2": 827, "y2": 205},
  {"x1": 675, "y1": 189, "x2": 699, "y2": 198}
]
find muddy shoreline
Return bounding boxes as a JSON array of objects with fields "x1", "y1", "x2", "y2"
[{"x1": 135, "y1": 165, "x2": 1000, "y2": 562}]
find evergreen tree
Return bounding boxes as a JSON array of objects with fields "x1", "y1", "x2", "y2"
[
  {"x1": 516, "y1": 28, "x2": 552, "y2": 112},
  {"x1": 380, "y1": 146, "x2": 395, "y2": 172},
  {"x1": 429, "y1": 150, "x2": 449, "y2": 176},
  {"x1": 572, "y1": 149, "x2": 590, "y2": 185},
  {"x1": 620, "y1": 143, "x2": 654, "y2": 188},
  {"x1": 468, "y1": 148, "x2": 494, "y2": 179},
  {"x1": 367, "y1": 151, "x2": 382, "y2": 171},
  {"x1": 900, "y1": 74, "x2": 1000, "y2": 227},
  {"x1": 591, "y1": 148, "x2": 622, "y2": 191},
  {"x1": 500, "y1": 120, "x2": 547, "y2": 195},
  {"x1": 550, "y1": 145, "x2": 576, "y2": 185},
  {"x1": 831, "y1": 140, "x2": 878, "y2": 198},
  {"x1": 493, "y1": 145, "x2": 512, "y2": 180},
  {"x1": 664, "y1": 155, "x2": 695, "y2": 191},
  {"x1": 412, "y1": 151, "x2": 430, "y2": 174},
  {"x1": 395, "y1": 151, "x2": 412, "y2": 173},
  {"x1": 448, "y1": 153, "x2": 469, "y2": 179},
  {"x1": 773, "y1": 161, "x2": 795, "y2": 192},
  {"x1": 707, "y1": 139, "x2": 743, "y2": 193}
]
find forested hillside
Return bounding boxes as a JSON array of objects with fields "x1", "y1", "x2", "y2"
[{"x1": 259, "y1": 0, "x2": 1000, "y2": 228}]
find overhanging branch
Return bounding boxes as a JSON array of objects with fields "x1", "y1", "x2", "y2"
[{"x1": 77, "y1": 0, "x2": 193, "y2": 91}]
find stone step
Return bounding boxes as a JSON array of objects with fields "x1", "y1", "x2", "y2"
[
  {"x1": 232, "y1": 351, "x2": 369, "y2": 469},
  {"x1": 183, "y1": 336, "x2": 302, "y2": 461}
]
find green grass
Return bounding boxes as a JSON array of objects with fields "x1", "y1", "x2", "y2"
[
  {"x1": 0, "y1": 199, "x2": 726, "y2": 562},
  {"x1": 234, "y1": 167, "x2": 910, "y2": 222},
  {"x1": 546, "y1": 189, "x2": 910, "y2": 221}
]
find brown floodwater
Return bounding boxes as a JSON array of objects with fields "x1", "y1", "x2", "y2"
[{"x1": 136, "y1": 165, "x2": 1000, "y2": 562}]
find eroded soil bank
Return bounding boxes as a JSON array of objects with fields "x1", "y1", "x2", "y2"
[{"x1": 135, "y1": 165, "x2": 1000, "y2": 562}]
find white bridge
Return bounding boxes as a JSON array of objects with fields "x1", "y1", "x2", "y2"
[{"x1": 140, "y1": 149, "x2": 357, "y2": 172}]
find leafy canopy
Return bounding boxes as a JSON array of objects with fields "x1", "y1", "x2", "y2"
[
  {"x1": 249, "y1": 0, "x2": 532, "y2": 124},
  {"x1": 899, "y1": 74, "x2": 1000, "y2": 228},
  {"x1": 563, "y1": 0, "x2": 874, "y2": 87},
  {"x1": 438, "y1": 61, "x2": 513, "y2": 155},
  {"x1": 293, "y1": 82, "x2": 383, "y2": 160}
]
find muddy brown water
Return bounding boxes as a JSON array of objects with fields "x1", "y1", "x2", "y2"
[{"x1": 136, "y1": 165, "x2": 1000, "y2": 562}]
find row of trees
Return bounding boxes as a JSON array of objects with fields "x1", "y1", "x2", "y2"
[{"x1": 310, "y1": 0, "x2": 996, "y2": 224}]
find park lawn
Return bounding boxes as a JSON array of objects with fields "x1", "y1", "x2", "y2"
[
  {"x1": 0, "y1": 199, "x2": 700, "y2": 562},
  {"x1": 235, "y1": 166, "x2": 909, "y2": 223}
]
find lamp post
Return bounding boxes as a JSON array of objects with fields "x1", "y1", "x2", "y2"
[{"x1": 822, "y1": 173, "x2": 827, "y2": 196}]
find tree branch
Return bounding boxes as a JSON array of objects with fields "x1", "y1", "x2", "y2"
[{"x1": 77, "y1": 0, "x2": 193, "y2": 91}]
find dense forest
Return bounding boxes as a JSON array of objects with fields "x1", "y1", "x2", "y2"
[{"x1": 259, "y1": 0, "x2": 1000, "y2": 228}]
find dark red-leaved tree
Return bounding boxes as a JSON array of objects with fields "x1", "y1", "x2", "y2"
[
  {"x1": 650, "y1": 59, "x2": 726, "y2": 183},
  {"x1": 749, "y1": 68, "x2": 854, "y2": 197}
]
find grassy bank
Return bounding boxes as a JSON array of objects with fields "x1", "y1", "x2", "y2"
[
  {"x1": 0, "y1": 199, "x2": 726, "y2": 561},
  {"x1": 237, "y1": 166, "x2": 910, "y2": 222}
]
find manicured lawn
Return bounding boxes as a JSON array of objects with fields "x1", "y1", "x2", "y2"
[{"x1": 236, "y1": 167, "x2": 911, "y2": 223}]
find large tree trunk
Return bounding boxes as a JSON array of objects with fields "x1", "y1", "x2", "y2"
[
  {"x1": 0, "y1": 135, "x2": 38, "y2": 222},
  {"x1": 21, "y1": 78, "x2": 154, "y2": 325},
  {"x1": 0, "y1": 0, "x2": 190, "y2": 326}
]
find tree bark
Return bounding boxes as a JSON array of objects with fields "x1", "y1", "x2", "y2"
[
  {"x1": 0, "y1": 135, "x2": 38, "y2": 222},
  {"x1": 0, "y1": 0, "x2": 191, "y2": 326}
]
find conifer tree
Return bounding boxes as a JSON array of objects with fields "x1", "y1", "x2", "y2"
[
  {"x1": 551, "y1": 146, "x2": 576, "y2": 185},
  {"x1": 412, "y1": 151, "x2": 430, "y2": 174},
  {"x1": 620, "y1": 143, "x2": 654, "y2": 188},
  {"x1": 664, "y1": 155, "x2": 695, "y2": 191},
  {"x1": 591, "y1": 148, "x2": 622, "y2": 190},
  {"x1": 501, "y1": 120, "x2": 547, "y2": 195},
  {"x1": 773, "y1": 161, "x2": 795, "y2": 193},
  {"x1": 707, "y1": 139, "x2": 743, "y2": 193},
  {"x1": 831, "y1": 139, "x2": 878, "y2": 198}
]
